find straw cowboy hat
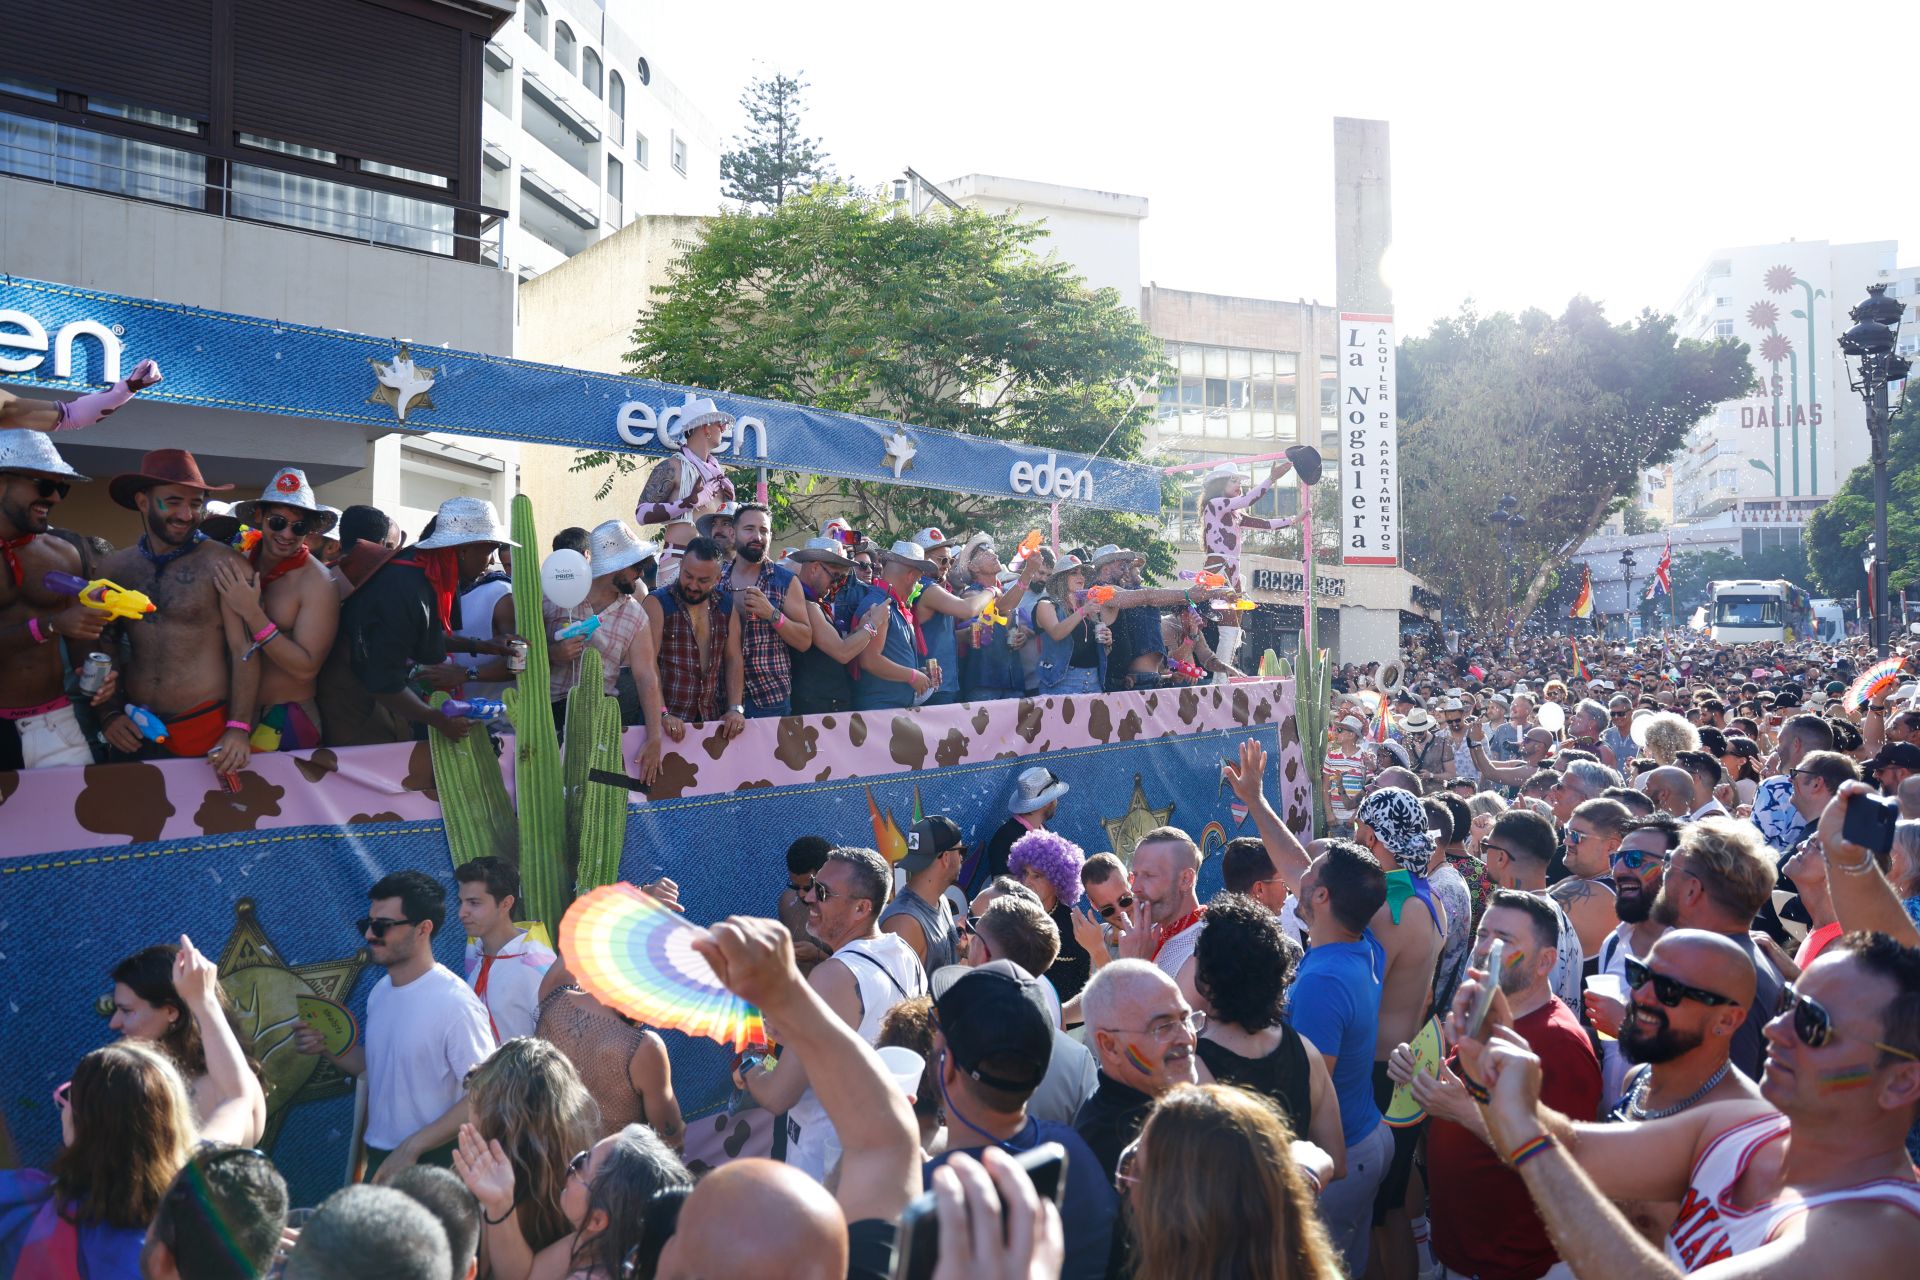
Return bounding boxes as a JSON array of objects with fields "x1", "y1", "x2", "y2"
[
  {"x1": 0, "y1": 430, "x2": 89, "y2": 483},
  {"x1": 1047, "y1": 553, "x2": 1090, "y2": 586},
  {"x1": 232, "y1": 467, "x2": 338, "y2": 535},
  {"x1": 412, "y1": 496, "x2": 517, "y2": 549},
  {"x1": 790, "y1": 536, "x2": 855, "y2": 569},
  {"x1": 1091, "y1": 544, "x2": 1144, "y2": 569},
  {"x1": 1399, "y1": 708, "x2": 1438, "y2": 734},
  {"x1": 108, "y1": 449, "x2": 233, "y2": 509},
  {"x1": 1202, "y1": 462, "x2": 1242, "y2": 496},
  {"x1": 1009, "y1": 766, "x2": 1070, "y2": 815},
  {"x1": 881, "y1": 540, "x2": 935, "y2": 574},
  {"x1": 588, "y1": 519, "x2": 657, "y2": 578}
]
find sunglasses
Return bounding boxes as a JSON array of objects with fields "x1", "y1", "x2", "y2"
[
  {"x1": 264, "y1": 513, "x2": 311, "y2": 536},
  {"x1": 567, "y1": 1149, "x2": 591, "y2": 1180},
  {"x1": 1782, "y1": 984, "x2": 1919, "y2": 1059},
  {"x1": 800, "y1": 879, "x2": 835, "y2": 903},
  {"x1": 53, "y1": 1080, "x2": 70, "y2": 1110},
  {"x1": 26, "y1": 477, "x2": 72, "y2": 500},
  {"x1": 1564, "y1": 827, "x2": 1589, "y2": 846},
  {"x1": 1095, "y1": 893, "x2": 1135, "y2": 920},
  {"x1": 1609, "y1": 847, "x2": 1667, "y2": 871},
  {"x1": 357, "y1": 915, "x2": 421, "y2": 938},
  {"x1": 1625, "y1": 957, "x2": 1738, "y2": 1008}
]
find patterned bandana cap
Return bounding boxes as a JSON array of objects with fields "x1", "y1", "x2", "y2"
[{"x1": 1356, "y1": 787, "x2": 1436, "y2": 871}]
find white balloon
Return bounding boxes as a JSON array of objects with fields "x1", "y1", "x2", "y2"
[
  {"x1": 1536, "y1": 701, "x2": 1566, "y2": 734},
  {"x1": 541, "y1": 549, "x2": 592, "y2": 609}
]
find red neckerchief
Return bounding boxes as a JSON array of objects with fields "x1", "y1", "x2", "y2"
[
  {"x1": 252, "y1": 541, "x2": 310, "y2": 589},
  {"x1": 881, "y1": 578, "x2": 926, "y2": 656},
  {"x1": 1151, "y1": 906, "x2": 1207, "y2": 961},
  {"x1": 390, "y1": 548, "x2": 461, "y2": 633},
  {"x1": 0, "y1": 532, "x2": 34, "y2": 586}
]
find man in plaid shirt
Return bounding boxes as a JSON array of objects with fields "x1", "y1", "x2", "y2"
[{"x1": 719, "y1": 503, "x2": 813, "y2": 718}]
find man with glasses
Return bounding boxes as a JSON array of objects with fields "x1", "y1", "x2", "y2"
[
  {"x1": 1753, "y1": 712, "x2": 1836, "y2": 855},
  {"x1": 961, "y1": 886, "x2": 1100, "y2": 1126},
  {"x1": 1452, "y1": 930, "x2": 1920, "y2": 1278},
  {"x1": 1466, "y1": 718, "x2": 1557, "y2": 791},
  {"x1": 878, "y1": 815, "x2": 964, "y2": 970},
  {"x1": 1073, "y1": 852, "x2": 1134, "y2": 969},
  {"x1": 1489, "y1": 694, "x2": 1537, "y2": 763},
  {"x1": 1556, "y1": 798, "x2": 1630, "y2": 966},
  {"x1": 1072, "y1": 959, "x2": 1201, "y2": 1187},
  {"x1": 788, "y1": 536, "x2": 888, "y2": 716},
  {"x1": 1604, "y1": 696, "x2": 1638, "y2": 767},
  {"x1": 295, "y1": 870, "x2": 494, "y2": 1181},
  {"x1": 1586, "y1": 815, "x2": 1682, "y2": 1103}
]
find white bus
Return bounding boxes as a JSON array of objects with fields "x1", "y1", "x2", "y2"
[
  {"x1": 1811, "y1": 598, "x2": 1846, "y2": 644},
  {"x1": 1708, "y1": 580, "x2": 1812, "y2": 645}
]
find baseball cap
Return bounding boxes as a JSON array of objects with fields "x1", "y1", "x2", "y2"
[
  {"x1": 931, "y1": 961, "x2": 1054, "y2": 1095},
  {"x1": 904, "y1": 815, "x2": 964, "y2": 872},
  {"x1": 1866, "y1": 742, "x2": 1920, "y2": 772}
]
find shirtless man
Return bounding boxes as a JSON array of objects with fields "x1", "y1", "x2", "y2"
[
  {"x1": 632, "y1": 396, "x2": 735, "y2": 529},
  {"x1": 0, "y1": 358, "x2": 163, "y2": 432},
  {"x1": 95, "y1": 450, "x2": 259, "y2": 777},
  {"x1": 0, "y1": 432, "x2": 116, "y2": 768},
  {"x1": 209, "y1": 468, "x2": 340, "y2": 752}
]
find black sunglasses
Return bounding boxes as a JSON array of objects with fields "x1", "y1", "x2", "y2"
[
  {"x1": 264, "y1": 513, "x2": 310, "y2": 536},
  {"x1": 25, "y1": 476, "x2": 72, "y2": 500},
  {"x1": 568, "y1": 1148, "x2": 591, "y2": 1179},
  {"x1": 1625, "y1": 957, "x2": 1737, "y2": 1009},
  {"x1": 1609, "y1": 847, "x2": 1666, "y2": 871},
  {"x1": 800, "y1": 878, "x2": 835, "y2": 903},
  {"x1": 1782, "y1": 984, "x2": 1918, "y2": 1059},
  {"x1": 357, "y1": 915, "x2": 421, "y2": 938},
  {"x1": 1096, "y1": 893, "x2": 1135, "y2": 920}
]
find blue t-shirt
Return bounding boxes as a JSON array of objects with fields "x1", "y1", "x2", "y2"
[
  {"x1": 926, "y1": 1117, "x2": 1116, "y2": 1280},
  {"x1": 1288, "y1": 929, "x2": 1386, "y2": 1144}
]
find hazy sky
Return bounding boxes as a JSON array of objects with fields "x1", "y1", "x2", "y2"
[{"x1": 644, "y1": 0, "x2": 1917, "y2": 336}]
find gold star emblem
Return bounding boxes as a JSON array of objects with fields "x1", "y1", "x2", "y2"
[
  {"x1": 1102, "y1": 775, "x2": 1176, "y2": 869},
  {"x1": 367, "y1": 345, "x2": 438, "y2": 422}
]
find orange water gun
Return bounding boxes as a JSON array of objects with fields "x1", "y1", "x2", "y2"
[{"x1": 1085, "y1": 585, "x2": 1116, "y2": 605}]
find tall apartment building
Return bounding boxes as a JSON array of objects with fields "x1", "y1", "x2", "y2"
[{"x1": 483, "y1": 0, "x2": 722, "y2": 277}]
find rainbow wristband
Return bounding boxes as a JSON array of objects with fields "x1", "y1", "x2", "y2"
[{"x1": 1506, "y1": 1134, "x2": 1554, "y2": 1169}]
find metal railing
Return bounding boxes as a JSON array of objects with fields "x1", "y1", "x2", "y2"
[{"x1": 0, "y1": 127, "x2": 508, "y2": 268}]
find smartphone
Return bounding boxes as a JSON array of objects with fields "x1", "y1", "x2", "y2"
[
  {"x1": 891, "y1": 1143, "x2": 1067, "y2": 1280},
  {"x1": 1842, "y1": 791, "x2": 1900, "y2": 857},
  {"x1": 1465, "y1": 939, "x2": 1506, "y2": 1041}
]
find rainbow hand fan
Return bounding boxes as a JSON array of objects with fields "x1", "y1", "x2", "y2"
[
  {"x1": 1848, "y1": 657, "x2": 1906, "y2": 710},
  {"x1": 560, "y1": 885, "x2": 768, "y2": 1052}
]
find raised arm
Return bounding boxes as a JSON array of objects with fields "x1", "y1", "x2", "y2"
[
  {"x1": 808, "y1": 597, "x2": 886, "y2": 663},
  {"x1": 1819, "y1": 782, "x2": 1920, "y2": 944},
  {"x1": 775, "y1": 575, "x2": 814, "y2": 652},
  {"x1": 1465, "y1": 720, "x2": 1535, "y2": 786},
  {"x1": 1033, "y1": 597, "x2": 1092, "y2": 641},
  {"x1": 916, "y1": 580, "x2": 995, "y2": 620},
  {"x1": 1225, "y1": 738, "x2": 1311, "y2": 889},
  {"x1": 0, "y1": 359, "x2": 162, "y2": 431},
  {"x1": 171, "y1": 935, "x2": 267, "y2": 1147}
]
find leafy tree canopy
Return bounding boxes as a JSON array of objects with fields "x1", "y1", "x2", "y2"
[
  {"x1": 1805, "y1": 390, "x2": 1920, "y2": 600},
  {"x1": 1398, "y1": 298, "x2": 1753, "y2": 626},
  {"x1": 719, "y1": 72, "x2": 834, "y2": 210},
  {"x1": 577, "y1": 190, "x2": 1174, "y2": 570}
]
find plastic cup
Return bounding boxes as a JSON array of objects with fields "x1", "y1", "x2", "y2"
[{"x1": 1585, "y1": 973, "x2": 1629, "y2": 1041}]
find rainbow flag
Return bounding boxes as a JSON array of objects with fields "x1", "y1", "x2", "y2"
[
  {"x1": 1569, "y1": 564, "x2": 1594, "y2": 619},
  {"x1": 1571, "y1": 638, "x2": 1589, "y2": 682}
]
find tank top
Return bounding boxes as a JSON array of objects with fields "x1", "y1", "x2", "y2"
[
  {"x1": 917, "y1": 579, "x2": 960, "y2": 694},
  {"x1": 534, "y1": 986, "x2": 650, "y2": 1140},
  {"x1": 458, "y1": 576, "x2": 514, "y2": 701},
  {"x1": 785, "y1": 933, "x2": 928, "y2": 1181},
  {"x1": 791, "y1": 591, "x2": 858, "y2": 712},
  {"x1": 878, "y1": 886, "x2": 958, "y2": 972},
  {"x1": 1195, "y1": 1024, "x2": 1313, "y2": 1138},
  {"x1": 1664, "y1": 1112, "x2": 1920, "y2": 1272}
]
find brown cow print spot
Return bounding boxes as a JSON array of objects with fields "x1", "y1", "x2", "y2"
[
  {"x1": 735, "y1": 779, "x2": 772, "y2": 790},
  {"x1": 972, "y1": 707, "x2": 990, "y2": 735},
  {"x1": 193, "y1": 772, "x2": 287, "y2": 834},
  {"x1": 815, "y1": 767, "x2": 833, "y2": 781},
  {"x1": 1253, "y1": 697, "x2": 1273, "y2": 725},
  {"x1": 1118, "y1": 710, "x2": 1143, "y2": 741},
  {"x1": 1015, "y1": 700, "x2": 1044, "y2": 743},
  {"x1": 935, "y1": 729, "x2": 969, "y2": 768},
  {"x1": 1145, "y1": 692, "x2": 1159, "y2": 716},
  {"x1": 849, "y1": 714, "x2": 867, "y2": 747},
  {"x1": 1178, "y1": 687, "x2": 1201, "y2": 724},
  {"x1": 995, "y1": 750, "x2": 1020, "y2": 760},
  {"x1": 701, "y1": 726, "x2": 731, "y2": 761},
  {"x1": 1231, "y1": 687, "x2": 1251, "y2": 726},
  {"x1": 0, "y1": 770, "x2": 16, "y2": 806},
  {"x1": 1061, "y1": 697, "x2": 1075, "y2": 724},
  {"x1": 1087, "y1": 699, "x2": 1113, "y2": 743},
  {"x1": 1280, "y1": 716, "x2": 1301, "y2": 748},
  {"x1": 349, "y1": 811, "x2": 404, "y2": 824},
  {"x1": 294, "y1": 749, "x2": 339, "y2": 784},
  {"x1": 1283, "y1": 754, "x2": 1300, "y2": 783},
  {"x1": 822, "y1": 716, "x2": 836, "y2": 730},
  {"x1": 650, "y1": 752, "x2": 700, "y2": 799},
  {"x1": 76, "y1": 762, "x2": 174, "y2": 843},
  {"x1": 889, "y1": 716, "x2": 927, "y2": 771},
  {"x1": 773, "y1": 717, "x2": 819, "y2": 772},
  {"x1": 402, "y1": 742, "x2": 437, "y2": 797}
]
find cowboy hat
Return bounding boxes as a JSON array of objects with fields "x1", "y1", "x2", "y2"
[
  {"x1": 675, "y1": 394, "x2": 733, "y2": 435},
  {"x1": 108, "y1": 449, "x2": 233, "y2": 510},
  {"x1": 1091, "y1": 543, "x2": 1144, "y2": 568},
  {"x1": 1047, "y1": 553, "x2": 1089, "y2": 584},
  {"x1": 1009, "y1": 766, "x2": 1069, "y2": 815},
  {"x1": 1201, "y1": 462, "x2": 1242, "y2": 495},
  {"x1": 1399, "y1": 708, "x2": 1438, "y2": 734},
  {"x1": 911, "y1": 527, "x2": 948, "y2": 550},
  {"x1": 232, "y1": 467, "x2": 338, "y2": 535},
  {"x1": 1285, "y1": 444, "x2": 1324, "y2": 486},
  {"x1": 588, "y1": 519, "x2": 657, "y2": 578},
  {"x1": 881, "y1": 540, "x2": 935, "y2": 574},
  {"x1": 790, "y1": 536, "x2": 855, "y2": 568},
  {"x1": 696, "y1": 502, "x2": 741, "y2": 538},
  {"x1": 0, "y1": 430, "x2": 89, "y2": 483},
  {"x1": 412, "y1": 496, "x2": 517, "y2": 550}
]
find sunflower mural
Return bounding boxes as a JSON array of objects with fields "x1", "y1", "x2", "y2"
[{"x1": 1756, "y1": 265, "x2": 1825, "y2": 496}]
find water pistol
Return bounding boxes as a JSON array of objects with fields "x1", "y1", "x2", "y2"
[
  {"x1": 441, "y1": 698, "x2": 507, "y2": 720},
  {"x1": 124, "y1": 704, "x2": 170, "y2": 743},
  {"x1": 44, "y1": 572, "x2": 156, "y2": 621},
  {"x1": 1194, "y1": 571, "x2": 1227, "y2": 589},
  {"x1": 1013, "y1": 529, "x2": 1044, "y2": 562},
  {"x1": 1084, "y1": 585, "x2": 1117, "y2": 605},
  {"x1": 980, "y1": 601, "x2": 1011, "y2": 627},
  {"x1": 553, "y1": 615, "x2": 601, "y2": 642},
  {"x1": 1169, "y1": 659, "x2": 1207, "y2": 682}
]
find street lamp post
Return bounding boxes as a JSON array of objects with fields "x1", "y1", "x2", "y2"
[
  {"x1": 1484, "y1": 494, "x2": 1527, "y2": 648},
  {"x1": 1863, "y1": 541, "x2": 1878, "y2": 650},
  {"x1": 1619, "y1": 549, "x2": 1638, "y2": 639},
  {"x1": 1839, "y1": 284, "x2": 1910, "y2": 660}
]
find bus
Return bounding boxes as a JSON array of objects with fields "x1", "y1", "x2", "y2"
[
  {"x1": 1708, "y1": 580, "x2": 1812, "y2": 644},
  {"x1": 1811, "y1": 598, "x2": 1847, "y2": 644}
]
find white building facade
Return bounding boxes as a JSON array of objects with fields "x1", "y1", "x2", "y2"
[{"x1": 483, "y1": 0, "x2": 722, "y2": 278}]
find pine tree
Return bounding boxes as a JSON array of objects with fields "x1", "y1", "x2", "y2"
[{"x1": 720, "y1": 72, "x2": 833, "y2": 209}]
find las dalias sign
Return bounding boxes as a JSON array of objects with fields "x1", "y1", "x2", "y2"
[{"x1": 0, "y1": 275, "x2": 1161, "y2": 515}]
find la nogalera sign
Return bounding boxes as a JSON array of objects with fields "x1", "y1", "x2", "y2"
[{"x1": 0, "y1": 276, "x2": 1162, "y2": 515}]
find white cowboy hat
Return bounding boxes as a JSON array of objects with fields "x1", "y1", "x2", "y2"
[
  {"x1": 1010, "y1": 766, "x2": 1069, "y2": 815},
  {"x1": 696, "y1": 502, "x2": 741, "y2": 537},
  {"x1": 1337, "y1": 715, "x2": 1366, "y2": 735},
  {"x1": 233, "y1": 467, "x2": 338, "y2": 535},
  {"x1": 0, "y1": 430, "x2": 89, "y2": 482},
  {"x1": 959, "y1": 531, "x2": 997, "y2": 565},
  {"x1": 588, "y1": 519, "x2": 657, "y2": 578},
  {"x1": 1091, "y1": 543, "x2": 1144, "y2": 568},
  {"x1": 790, "y1": 536, "x2": 855, "y2": 568},
  {"x1": 881, "y1": 539, "x2": 935, "y2": 574},
  {"x1": 1400, "y1": 708, "x2": 1438, "y2": 734},
  {"x1": 911, "y1": 527, "x2": 948, "y2": 549},
  {"x1": 675, "y1": 394, "x2": 733, "y2": 435},
  {"x1": 1202, "y1": 462, "x2": 1242, "y2": 493},
  {"x1": 412, "y1": 496, "x2": 517, "y2": 550}
]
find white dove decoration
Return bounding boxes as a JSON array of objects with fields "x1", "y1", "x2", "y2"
[
  {"x1": 882, "y1": 429, "x2": 917, "y2": 479},
  {"x1": 367, "y1": 346, "x2": 438, "y2": 422}
]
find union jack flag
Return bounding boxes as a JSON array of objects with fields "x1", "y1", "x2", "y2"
[{"x1": 1652, "y1": 536, "x2": 1673, "y2": 597}]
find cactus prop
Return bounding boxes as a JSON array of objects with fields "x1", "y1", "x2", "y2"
[
  {"x1": 427, "y1": 690, "x2": 517, "y2": 867},
  {"x1": 563, "y1": 648, "x2": 605, "y2": 857},
  {"x1": 573, "y1": 668, "x2": 629, "y2": 895},
  {"x1": 503, "y1": 494, "x2": 568, "y2": 938},
  {"x1": 1293, "y1": 646, "x2": 1332, "y2": 838}
]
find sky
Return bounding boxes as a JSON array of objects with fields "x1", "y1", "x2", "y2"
[{"x1": 641, "y1": 0, "x2": 1919, "y2": 336}]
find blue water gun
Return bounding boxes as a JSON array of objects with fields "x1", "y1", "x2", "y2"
[
  {"x1": 554, "y1": 615, "x2": 601, "y2": 642},
  {"x1": 124, "y1": 704, "x2": 170, "y2": 743},
  {"x1": 441, "y1": 698, "x2": 507, "y2": 720}
]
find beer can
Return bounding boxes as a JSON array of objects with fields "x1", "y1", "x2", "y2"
[
  {"x1": 506, "y1": 639, "x2": 529, "y2": 673},
  {"x1": 78, "y1": 652, "x2": 112, "y2": 696}
]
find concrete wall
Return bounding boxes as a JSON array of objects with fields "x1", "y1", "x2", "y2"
[
  {"x1": 1141, "y1": 286, "x2": 1339, "y2": 358},
  {"x1": 943, "y1": 174, "x2": 1147, "y2": 310}
]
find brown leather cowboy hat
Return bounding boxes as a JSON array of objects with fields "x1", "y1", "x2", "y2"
[{"x1": 108, "y1": 449, "x2": 234, "y2": 510}]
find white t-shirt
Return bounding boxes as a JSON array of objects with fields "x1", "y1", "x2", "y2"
[
  {"x1": 457, "y1": 577, "x2": 516, "y2": 701},
  {"x1": 364, "y1": 963, "x2": 496, "y2": 1150},
  {"x1": 1154, "y1": 918, "x2": 1206, "y2": 982},
  {"x1": 463, "y1": 930, "x2": 557, "y2": 1043}
]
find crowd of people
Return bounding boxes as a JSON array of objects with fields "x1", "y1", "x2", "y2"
[{"x1": 7, "y1": 378, "x2": 1920, "y2": 1279}]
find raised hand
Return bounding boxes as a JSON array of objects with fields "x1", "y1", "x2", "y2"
[
  {"x1": 1223, "y1": 738, "x2": 1267, "y2": 808},
  {"x1": 451, "y1": 1123, "x2": 517, "y2": 1219},
  {"x1": 172, "y1": 934, "x2": 220, "y2": 1009}
]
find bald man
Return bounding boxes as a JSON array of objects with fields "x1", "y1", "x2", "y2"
[
  {"x1": 1641, "y1": 766, "x2": 1696, "y2": 819},
  {"x1": 657, "y1": 1160, "x2": 848, "y2": 1280},
  {"x1": 1368, "y1": 765, "x2": 1424, "y2": 797}
]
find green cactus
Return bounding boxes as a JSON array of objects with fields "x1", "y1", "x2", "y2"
[
  {"x1": 427, "y1": 690, "x2": 517, "y2": 867},
  {"x1": 575, "y1": 684, "x2": 629, "y2": 894},
  {"x1": 505, "y1": 494, "x2": 567, "y2": 938},
  {"x1": 1294, "y1": 646, "x2": 1331, "y2": 837},
  {"x1": 563, "y1": 647, "x2": 606, "y2": 861}
]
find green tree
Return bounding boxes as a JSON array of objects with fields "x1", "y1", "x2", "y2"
[
  {"x1": 576, "y1": 190, "x2": 1173, "y2": 569},
  {"x1": 1619, "y1": 504, "x2": 1664, "y2": 535},
  {"x1": 1398, "y1": 299, "x2": 1752, "y2": 626},
  {"x1": 1805, "y1": 391, "x2": 1920, "y2": 601},
  {"x1": 719, "y1": 72, "x2": 833, "y2": 209}
]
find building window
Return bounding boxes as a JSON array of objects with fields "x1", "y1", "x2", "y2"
[
  {"x1": 481, "y1": 147, "x2": 509, "y2": 211},
  {"x1": 238, "y1": 132, "x2": 338, "y2": 163},
  {"x1": 581, "y1": 48, "x2": 603, "y2": 98},
  {"x1": 1714, "y1": 319, "x2": 1735, "y2": 338},
  {"x1": 0, "y1": 76, "x2": 57, "y2": 104},
  {"x1": 1713, "y1": 296, "x2": 1732, "y2": 307},
  {"x1": 607, "y1": 72, "x2": 625, "y2": 143},
  {"x1": 634, "y1": 133, "x2": 649, "y2": 168},
  {"x1": 483, "y1": 45, "x2": 514, "y2": 116},
  {"x1": 1708, "y1": 258, "x2": 1732, "y2": 277},
  {"x1": 670, "y1": 133, "x2": 687, "y2": 175},
  {"x1": 2, "y1": 112, "x2": 205, "y2": 210},
  {"x1": 362, "y1": 158, "x2": 450, "y2": 189},
  {"x1": 524, "y1": 0, "x2": 547, "y2": 47},
  {"x1": 606, "y1": 155, "x2": 623, "y2": 220},
  {"x1": 519, "y1": 175, "x2": 596, "y2": 257},
  {"x1": 521, "y1": 81, "x2": 594, "y2": 177},
  {"x1": 87, "y1": 97, "x2": 201, "y2": 135},
  {"x1": 554, "y1": 22, "x2": 577, "y2": 74},
  {"x1": 1320, "y1": 355, "x2": 1338, "y2": 419}
]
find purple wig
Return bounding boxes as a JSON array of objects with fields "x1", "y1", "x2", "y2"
[{"x1": 1008, "y1": 829, "x2": 1085, "y2": 906}]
